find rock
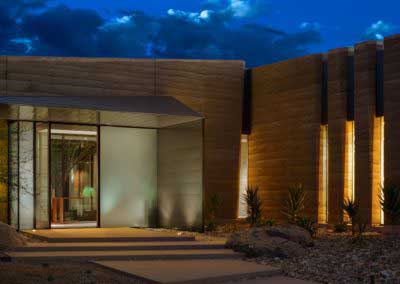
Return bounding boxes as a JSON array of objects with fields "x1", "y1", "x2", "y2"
[
  {"x1": 0, "y1": 222, "x2": 26, "y2": 251},
  {"x1": 265, "y1": 224, "x2": 314, "y2": 247},
  {"x1": 226, "y1": 225, "x2": 313, "y2": 258}
]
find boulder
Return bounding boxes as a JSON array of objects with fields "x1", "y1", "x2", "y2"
[
  {"x1": 226, "y1": 225, "x2": 313, "y2": 258},
  {"x1": 265, "y1": 224, "x2": 314, "y2": 247},
  {"x1": 0, "y1": 222, "x2": 26, "y2": 251}
]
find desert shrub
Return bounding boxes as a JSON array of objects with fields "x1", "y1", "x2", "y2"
[
  {"x1": 258, "y1": 218, "x2": 276, "y2": 227},
  {"x1": 282, "y1": 184, "x2": 305, "y2": 223},
  {"x1": 342, "y1": 199, "x2": 369, "y2": 238},
  {"x1": 379, "y1": 183, "x2": 400, "y2": 225},
  {"x1": 296, "y1": 216, "x2": 318, "y2": 238},
  {"x1": 343, "y1": 198, "x2": 359, "y2": 236},
  {"x1": 245, "y1": 186, "x2": 263, "y2": 227},
  {"x1": 205, "y1": 193, "x2": 222, "y2": 231},
  {"x1": 334, "y1": 222, "x2": 348, "y2": 233}
]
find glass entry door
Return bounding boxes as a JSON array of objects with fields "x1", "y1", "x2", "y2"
[{"x1": 50, "y1": 124, "x2": 98, "y2": 228}]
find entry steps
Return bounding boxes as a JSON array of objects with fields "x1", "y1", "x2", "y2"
[{"x1": 6, "y1": 238, "x2": 241, "y2": 261}]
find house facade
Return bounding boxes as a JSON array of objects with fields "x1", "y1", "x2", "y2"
[{"x1": 1, "y1": 34, "x2": 400, "y2": 230}]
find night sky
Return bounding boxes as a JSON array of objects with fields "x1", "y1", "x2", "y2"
[{"x1": 1, "y1": 0, "x2": 398, "y2": 67}]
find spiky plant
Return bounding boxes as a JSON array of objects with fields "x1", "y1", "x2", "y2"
[
  {"x1": 282, "y1": 184, "x2": 306, "y2": 223},
  {"x1": 296, "y1": 216, "x2": 318, "y2": 238},
  {"x1": 245, "y1": 186, "x2": 262, "y2": 227},
  {"x1": 379, "y1": 183, "x2": 400, "y2": 225},
  {"x1": 205, "y1": 193, "x2": 222, "y2": 231},
  {"x1": 342, "y1": 198, "x2": 359, "y2": 236}
]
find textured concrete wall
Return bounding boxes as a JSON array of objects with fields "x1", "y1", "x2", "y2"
[
  {"x1": 156, "y1": 60, "x2": 244, "y2": 219},
  {"x1": 249, "y1": 54, "x2": 322, "y2": 221},
  {"x1": 5, "y1": 57, "x2": 155, "y2": 97},
  {"x1": 354, "y1": 41, "x2": 382, "y2": 225},
  {"x1": 0, "y1": 120, "x2": 7, "y2": 223},
  {"x1": 384, "y1": 35, "x2": 400, "y2": 186},
  {"x1": 2, "y1": 57, "x2": 244, "y2": 221},
  {"x1": 327, "y1": 48, "x2": 352, "y2": 224},
  {"x1": 0, "y1": 57, "x2": 6, "y2": 96},
  {"x1": 158, "y1": 120, "x2": 203, "y2": 230}
]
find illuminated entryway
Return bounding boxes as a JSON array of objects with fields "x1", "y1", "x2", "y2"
[
  {"x1": 50, "y1": 124, "x2": 98, "y2": 228},
  {"x1": 2, "y1": 96, "x2": 204, "y2": 230}
]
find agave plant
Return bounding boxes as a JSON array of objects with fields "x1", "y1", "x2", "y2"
[
  {"x1": 342, "y1": 199, "x2": 359, "y2": 236},
  {"x1": 205, "y1": 193, "x2": 222, "y2": 231},
  {"x1": 245, "y1": 186, "x2": 262, "y2": 227},
  {"x1": 282, "y1": 184, "x2": 305, "y2": 223},
  {"x1": 379, "y1": 183, "x2": 400, "y2": 225}
]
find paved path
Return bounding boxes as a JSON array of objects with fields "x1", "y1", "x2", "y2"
[
  {"x1": 95, "y1": 259, "x2": 281, "y2": 284},
  {"x1": 13, "y1": 228, "x2": 316, "y2": 283}
]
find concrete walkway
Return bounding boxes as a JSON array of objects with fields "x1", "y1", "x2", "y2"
[
  {"x1": 94, "y1": 259, "x2": 282, "y2": 284},
  {"x1": 12, "y1": 228, "x2": 315, "y2": 283}
]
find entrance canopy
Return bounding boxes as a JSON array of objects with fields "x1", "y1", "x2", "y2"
[{"x1": 0, "y1": 96, "x2": 203, "y2": 128}]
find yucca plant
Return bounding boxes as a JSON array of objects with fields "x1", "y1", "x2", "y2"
[
  {"x1": 245, "y1": 186, "x2": 262, "y2": 227},
  {"x1": 205, "y1": 193, "x2": 222, "y2": 231},
  {"x1": 342, "y1": 198, "x2": 359, "y2": 236},
  {"x1": 379, "y1": 183, "x2": 400, "y2": 225},
  {"x1": 282, "y1": 184, "x2": 305, "y2": 223},
  {"x1": 296, "y1": 216, "x2": 318, "y2": 238}
]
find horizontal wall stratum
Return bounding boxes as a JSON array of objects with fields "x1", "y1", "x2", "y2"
[
  {"x1": 5, "y1": 57, "x2": 156, "y2": 97},
  {"x1": 249, "y1": 54, "x2": 323, "y2": 221}
]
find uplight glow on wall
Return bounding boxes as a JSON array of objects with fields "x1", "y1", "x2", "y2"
[
  {"x1": 345, "y1": 121, "x2": 355, "y2": 202},
  {"x1": 238, "y1": 135, "x2": 249, "y2": 218},
  {"x1": 319, "y1": 125, "x2": 328, "y2": 223},
  {"x1": 379, "y1": 117, "x2": 385, "y2": 225}
]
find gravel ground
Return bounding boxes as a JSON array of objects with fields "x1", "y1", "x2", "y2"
[
  {"x1": 0, "y1": 261, "x2": 148, "y2": 284},
  {"x1": 251, "y1": 233, "x2": 400, "y2": 284}
]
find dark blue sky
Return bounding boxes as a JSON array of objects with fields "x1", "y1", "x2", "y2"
[{"x1": 1, "y1": 0, "x2": 398, "y2": 67}]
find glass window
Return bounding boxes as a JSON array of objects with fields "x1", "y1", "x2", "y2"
[
  {"x1": 19, "y1": 122, "x2": 34, "y2": 230},
  {"x1": 9, "y1": 122, "x2": 19, "y2": 229},
  {"x1": 50, "y1": 124, "x2": 98, "y2": 228}
]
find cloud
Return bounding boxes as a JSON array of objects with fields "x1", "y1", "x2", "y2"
[
  {"x1": 21, "y1": 5, "x2": 104, "y2": 56},
  {"x1": 0, "y1": 0, "x2": 321, "y2": 67},
  {"x1": 364, "y1": 20, "x2": 395, "y2": 40},
  {"x1": 299, "y1": 22, "x2": 321, "y2": 31}
]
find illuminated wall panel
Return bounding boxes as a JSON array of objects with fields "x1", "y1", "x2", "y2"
[
  {"x1": 238, "y1": 135, "x2": 249, "y2": 218},
  {"x1": 100, "y1": 127, "x2": 157, "y2": 228},
  {"x1": 158, "y1": 121, "x2": 203, "y2": 230},
  {"x1": 375, "y1": 117, "x2": 384, "y2": 224},
  {"x1": 344, "y1": 121, "x2": 355, "y2": 202},
  {"x1": 318, "y1": 125, "x2": 328, "y2": 223}
]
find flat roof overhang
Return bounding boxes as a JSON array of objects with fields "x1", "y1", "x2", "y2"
[{"x1": 0, "y1": 96, "x2": 203, "y2": 128}]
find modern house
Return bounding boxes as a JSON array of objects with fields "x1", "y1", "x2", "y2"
[{"x1": 1, "y1": 34, "x2": 400, "y2": 230}]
